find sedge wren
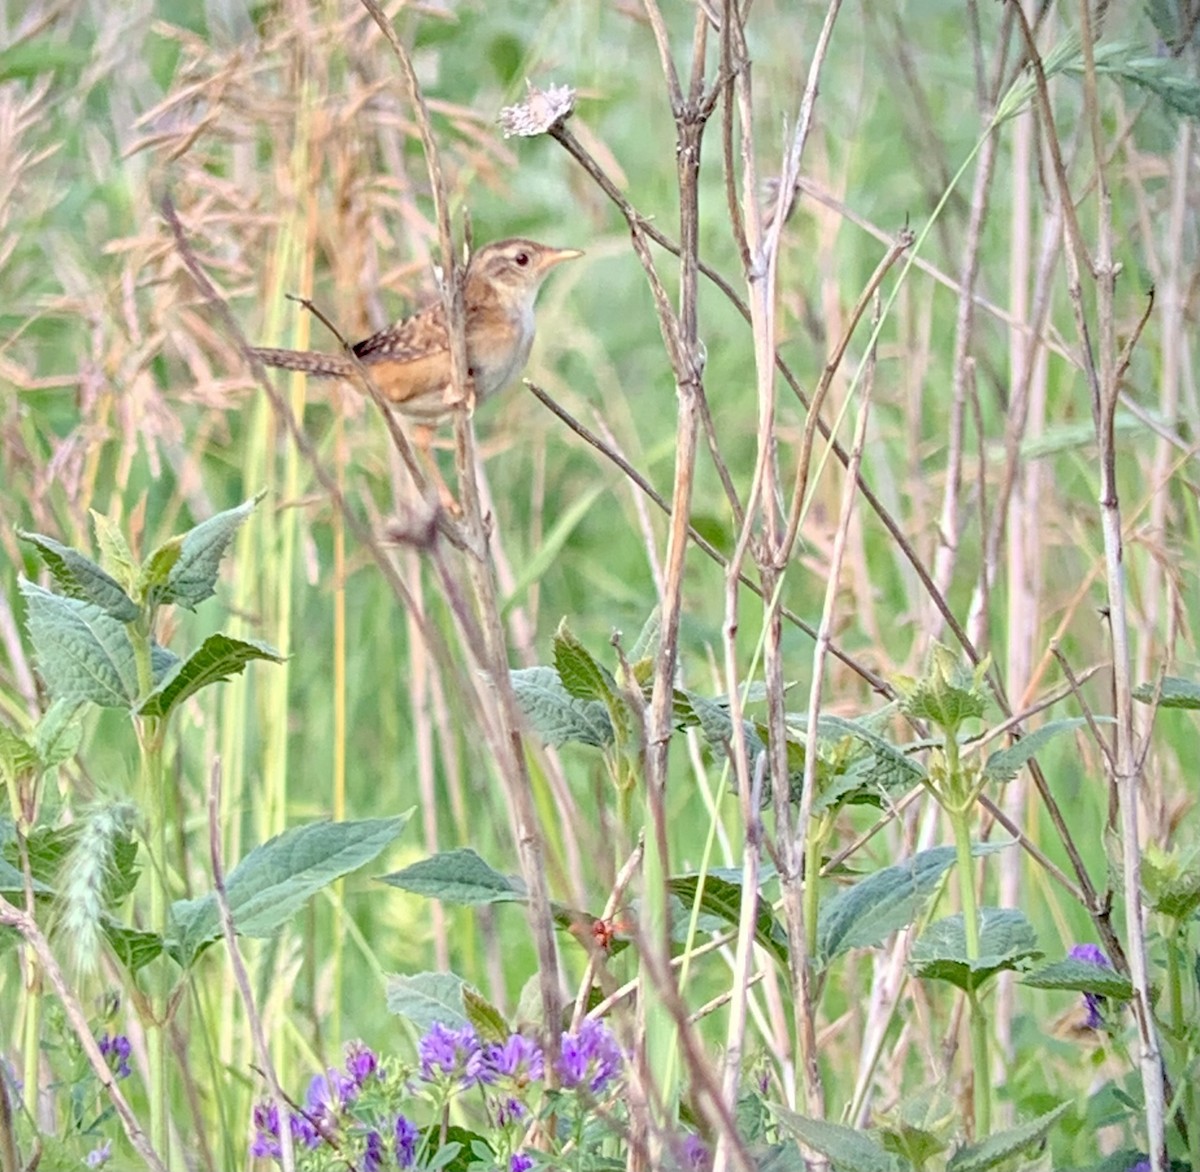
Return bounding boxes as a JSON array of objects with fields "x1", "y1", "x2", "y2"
[{"x1": 251, "y1": 238, "x2": 582, "y2": 419}]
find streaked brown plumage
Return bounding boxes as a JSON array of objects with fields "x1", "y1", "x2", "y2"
[{"x1": 251, "y1": 238, "x2": 582, "y2": 419}]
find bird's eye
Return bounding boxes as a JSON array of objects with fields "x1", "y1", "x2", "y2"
[{"x1": 514, "y1": 251, "x2": 530, "y2": 267}]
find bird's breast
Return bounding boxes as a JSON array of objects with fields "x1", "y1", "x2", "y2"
[{"x1": 467, "y1": 302, "x2": 536, "y2": 400}]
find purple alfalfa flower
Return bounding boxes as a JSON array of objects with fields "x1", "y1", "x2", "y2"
[
  {"x1": 419, "y1": 1021, "x2": 484, "y2": 1087},
  {"x1": 1069, "y1": 942, "x2": 1112, "y2": 1030},
  {"x1": 556, "y1": 1018, "x2": 624, "y2": 1095},
  {"x1": 85, "y1": 1139, "x2": 112, "y2": 1168},
  {"x1": 250, "y1": 1101, "x2": 282, "y2": 1160},
  {"x1": 680, "y1": 1134, "x2": 711, "y2": 1172},
  {"x1": 395, "y1": 1114, "x2": 419, "y2": 1169},
  {"x1": 98, "y1": 1032, "x2": 132, "y2": 1081},
  {"x1": 289, "y1": 1110, "x2": 321, "y2": 1151},
  {"x1": 483, "y1": 1034, "x2": 545, "y2": 1086},
  {"x1": 511, "y1": 1153, "x2": 534, "y2": 1172},
  {"x1": 1125, "y1": 1159, "x2": 1150, "y2": 1172},
  {"x1": 344, "y1": 1040, "x2": 379, "y2": 1089},
  {"x1": 363, "y1": 1129, "x2": 385, "y2": 1172}
]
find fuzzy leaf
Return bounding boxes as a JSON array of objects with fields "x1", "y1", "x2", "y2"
[
  {"x1": 89, "y1": 510, "x2": 138, "y2": 592},
  {"x1": 17, "y1": 530, "x2": 138, "y2": 621},
  {"x1": 102, "y1": 920, "x2": 164, "y2": 972},
  {"x1": 168, "y1": 814, "x2": 409, "y2": 966},
  {"x1": 386, "y1": 971, "x2": 468, "y2": 1031},
  {"x1": 1020, "y1": 957, "x2": 1133, "y2": 1000},
  {"x1": 154, "y1": 494, "x2": 263, "y2": 610},
  {"x1": 463, "y1": 986, "x2": 509, "y2": 1042},
  {"x1": 553, "y1": 620, "x2": 617, "y2": 703},
  {"x1": 770, "y1": 1106, "x2": 903, "y2": 1172},
  {"x1": 34, "y1": 699, "x2": 85, "y2": 770},
  {"x1": 817, "y1": 846, "x2": 958, "y2": 966},
  {"x1": 510, "y1": 666, "x2": 613, "y2": 748},
  {"x1": 381, "y1": 848, "x2": 525, "y2": 905},
  {"x1": 946, "y1": 1102, "x2": 1069, "y2": 1172},
  {"x1": 138, "y1": 633, "x2": 285, "y2": 719},
  {"x1": 983, "y1": 718, "x2": 1103, "y2": 781},
  {"x1": 1133, "y1": 675, "x2": 1200, "y2": 709},
  {"x1": 911, "y1": 908, "x2": 1042, "y2": 991},
  {"x1": 669, "y1": 873, "x2": 788, "y2": 964},
  {"x1": 21, "y1": 581, "x2": 138, "y2": 707}
]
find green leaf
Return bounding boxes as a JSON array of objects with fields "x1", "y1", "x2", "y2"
[
  {"x1": 896, "y1": 644, "x2": 989, "y2": 733},
  {"x1": 0, "y1": 37, "x2": 90, "y2": 80},
  {"x1": 945, "y1": 1102, "x2": 1069, "y2": 1172},
  {"x1": 33, "y1": 699, "x2": 85, "y2": 770},
  {"x1": 138, "y1": 536, "x2": 184, "y2": 601},
  {"x1": 817, "y1": 846, "x2": 958, "y2": 966},
  {"x1": 21, "y1": 581, "x2": 138, "y2": 707},
  {"x1": 386, "y1": 971, "x2": 468, "y2": 1031},
  {"x1": 1020, "y1": 958, "x2": 1133, "y2": 1000},
  {"x1": 510, "y1": 666, "x2": 613, "y2": 748},
  {"x1": 553, "y1": 620, "x2": 617, "y2": 703},
  {"x1": 911, "y1": 908, "x2": 1042, "y2": 992},
  {"x1": 89, "y1": 510, "x2": 138, "y2": 592},
  {"x1": 168, "y1": 814, "x2": 409, "y2": 966},
  {"x1": 769, "y1": 1105, "x2": 904, "y2": 1172},
  {"x1": 629, "y1": 610, "x2": 661, "y2": 662},
  {"x1": 982, "y1": 718, "x2": 1105, "y2": 781},
  {"x1": 102, "y1": 919, "x2": 164, "y2": 972},
  {"x1": 669, "y1": 873, "x2": 788, "y2": 964},
  {"x1": 877, "y1": 1089, "x2": 956, "y2": 1167},
  {"x1": 811, "y1": 715, "x2": 927, "y2": 795},
  {"x1": 676, "y1": 688, "x2": 765, "y2": 763},
  {"x1": 381, "y1": 848, "x2": 525, "y2": 905},
  {"x1": 0, "y1": 857, "x2": 53, "y2": 897},
  {"x1": 1132, "y1": 675, "x2": 1200, "y2": 709},
  {"x1": 137, "y1": 633, "x2": 285, "y2": 719},
  {"x1": 0, "y1": 725, "x2": 39, "y2": 780},
  {"x1": 463, "y1": 986, "x2": 509, "y2": 1042},
  {"x1": 155, "y1": 493, "x2": 264, "y2": 610},
  {"x1": 17, "y1": 531, "x2": 139, "y2": 621}
]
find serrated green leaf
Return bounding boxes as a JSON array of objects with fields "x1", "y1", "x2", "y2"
[
  {"x1": 0, "y1": 857, "x2": 54, "y2": 897},
  {"x1": 381, "y1": 848, "x2": 525, "y2": 904},
  {"x1": 1132, "y1": 676, "x2": 1200, "y2": 709},
  {"x1": 138, "y1": 536, "x2": 184, "y2": 599},
  {"x1": 89, "y1": 510, "x2": 138, "y2": 592},
  {"x1": 21, "y1": 581, "x2": 137, "y2": 707},
  {"x1": 677, "y1": 688, "x2": 765, "y2": 763},
  {"x1": 553, "y1": 620, "x2": 617, "y2": 703},
  {"x1": 751, "y1": 1142, "x2": 807, "y2": 1172},
  {"x1": 101, "y1": 919, "x2": 164, "y2": 972},
  {"x1": 1020, "y1": 958, "x2": 1133, "y2": 1000},
  {"x1": 946, "y1": 1102, "x2": 1069, "y2": 1172},
  {"x1": 168, "y1": 814, "x2": 409, "y2": 966},
  {"x1": 814, "y1": 715, "x2": 927, "y2": 794},
  {"x1": 17, "y1": 531, "x2": 139, "y2": 621},
  {"x1": 137, "y1": 633, "x2": 285, "y2": 719},
  {"x1": 156, "y1": 493, "x2": 264, "y2": 609},
  {"x1": 386, "y1": 971, "x2": 468, "y2": 1031},
  {"x1": 817, "y1": 846, "x2": 958, "y2": 966},
  {"x1": 34, "y1": 698, "x2": 84, "y2": 770},
  {"x1": 463, "y1": 987, "x2": 509, "y2": 1042},
  {"x1": 911, "y1": 908, "x2": 1042, "y2": 991},
  {"x1": 630, "y1": 610, "x2": 661, "y2": 662},
  {"x1": 0, "y1": 724, "x2": 39, "y2": 779},
  {"x1": 669, "y1": 873, "x2": 788, "y2": 964},
  {"x1": 982, "y1": 718, "x2": 1104, "y2": 781},
  {"x1": 769, "y1": 1106, "x2": 903, "y2": 1172},
  {"x1": 510, "y1": 666, "x2": 613, "y2": 748}
]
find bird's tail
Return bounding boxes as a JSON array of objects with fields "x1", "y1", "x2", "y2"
[{"x1": 249, "y1": 347, "x2": 354, "y2": 379}]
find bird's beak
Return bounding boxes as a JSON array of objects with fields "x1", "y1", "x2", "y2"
[{"x1": 538, "y1": 247, "x2": 584, "y2": 272}]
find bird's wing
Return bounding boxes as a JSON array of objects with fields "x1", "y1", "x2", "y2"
[{"x1": 352, "y1": 302, "x2": 448, "y2": 364}]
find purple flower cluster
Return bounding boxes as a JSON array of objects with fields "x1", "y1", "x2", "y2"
[
  {"x1": 97, "y1": 1033, "x2": 132, "y2": 1081},
  {"x1": 418, "y1": 1022, "x2": 485, "y2": 1087},
  {"x1": 248, "y1": 1019, "x2": 624, "y2": 1167},
  {"x1": 556, "y1": 1018, "x2": 623, "y2": 1095},
  {"x1": 1068, "y1": 942, "x2": 1111, "y2": 1029},
  {"x1": 250, "y1": 1040, "x2": 398, "y2": 1164}
]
